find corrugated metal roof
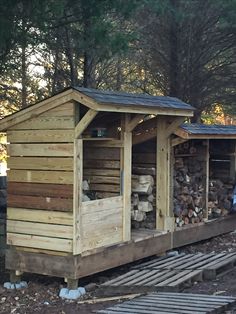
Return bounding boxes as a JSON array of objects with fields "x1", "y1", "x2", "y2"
[
  {"x1": 74, "y1": 87, "x2": 194, "y2": 111},
  {"x1": 180, "y1": 123, "x2": 236, "y2": 135}
]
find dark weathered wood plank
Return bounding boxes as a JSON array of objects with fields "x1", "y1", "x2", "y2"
[
  {"x1": 8, "y1": 182, "x2": 73, "y2": 198},
  {"x1": 8, "y1": 194, "x2": 73, "y2": 212}
]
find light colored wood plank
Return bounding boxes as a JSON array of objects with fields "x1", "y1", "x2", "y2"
[
  {"x1": 7, "y1": 208, "x2": 73, "y2": 225},
  {"x1": 73, "y1": 139, "x2": 82, "y2": 255},
  {"x1": 7, "y1": 233, "x2": 72, "y2": 252},
  {"x1": 75, "y1": 109, "x2": 98, "y2": 139},
  {"x1": 81, "y1": 197, "x2": 123, "y2": 251},
  {"x1": 7, "y1": 220, "x2": 73, "y2": 239},
  {"x1": 156, "y1": 117, "x2": 171, "y2": 231},
  {"x1": 133, "y1": 128, "x2": 156, "y2": 145},
  {"x1": 165, "y1": 117, "x2": 186, "y2": 136},
  {"x1": 204, "y1": 139, "x2": 209, "y2": 219},
  {"x1": 0, "y1": 90, "x2": 74, "y2": 131},
  {"x1": 84, "y1": 140, "x2": 124, "y2": 148},
  {"x1": 126, "y1": 114, "x2": 146, "y2": 132},
  {"x1": 171, "y1": 137, "x2": 189, "y2": 147},
  {"x1": 8, "y1": 143, "x2": 73, "y2": 157},
  {"x1": 84, "y1": 169, "x2": 120, "y2": 177},
  {"x1": 9, "y1": 116, "x2": 75, "y2": 130},
  {"x1": 8, "y1": 194, "x2": 73, "y2": 212},
  {"x1": 81, "y1": 196, "x2": 123, "y2": 214},
  {"x1": 7, "y1": 130, "x2": 74, "y2": 143},
  {"x1": 40, "y1": 102, "x2": 74, "y2": 116},
  {"x1": 123, "y1": 130, "x2": 132, "y2": 241},
  {"x1": 8, "y1": 169, "x2": 73, "y2": 184},
  {"x1": 8, "y1": 157, "x2": 73, "y2": 171}
]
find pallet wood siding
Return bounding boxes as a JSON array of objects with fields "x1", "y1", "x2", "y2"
[
  {"x1": 81, "y1": 196, "x2": 123, "y2": 251},
  {"x1": 6, "y1": 102, "x2": 75, "y2": 252},
  {"x1": 83, "y1": 144, "x2": 121, "y2": 198}
]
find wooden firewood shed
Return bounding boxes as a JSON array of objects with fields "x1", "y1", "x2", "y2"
[{"x1": 0, "y1": 87, "x2": 235, "y2": 288}]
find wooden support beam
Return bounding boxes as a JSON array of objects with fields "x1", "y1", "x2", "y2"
[
  {"x1": 230, "y1": 140, "x2": 236, "y2": 181},
  {"x1": 156, "y1": 117, "x2": 171, "y2": 231},
  {"x1": 171, "y1": 137, "x2": 189, "y2": 147},
  {"x1": 133, "y1": 129, "x2": 156, "y2": 146},
  {"x1": 166, "y1": 117, "x2": 186, "y2": 137},
  {"x1": 204, "y1": 139, "x2": 209, "y2": 219},
  {"x1": 126, "y1": 114, "x2": 146, "y2": 132},
  {"x1": 73, "y1": 139, "x2": 83, "y2": 254},
  {"x1": 74, "y1": 109, "x2": 98, "y2": 139},
  {"x1": 121, "y1": 114, "x2": 132, "y2": 241}
]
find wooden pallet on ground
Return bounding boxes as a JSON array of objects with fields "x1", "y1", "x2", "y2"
[
  {"x1": 133, "y1": 252, "x2": 236, "y2": 280},
  {"x1": 97, "y1": 292, "x2": 236, "y2": 314},
  {"x1": 100, "y1": 269, "x2": 203, "y2": 295}
]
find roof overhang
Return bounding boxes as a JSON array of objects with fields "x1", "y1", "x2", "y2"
[
  {"x1": 0, "y1": 88, "x2": 194, "y2": 131},
  {"x1": 175, "y1": 126, "x2": 236, "y2": 140}
]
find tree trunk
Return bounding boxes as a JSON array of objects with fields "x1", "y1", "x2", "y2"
[
  {"x1": 21, "y1": 13, "x2": 27, "y2": 109},
  {"x1": 83, "y1": 51, "x2": 95, "y2": 88},
  {"x1": 169, "y1": 0, "x2": 180, "y2": 98}
]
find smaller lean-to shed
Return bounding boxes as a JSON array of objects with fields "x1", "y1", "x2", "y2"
[{"x1": 171, "y1": 123, "x2": 236, "y2": 246}]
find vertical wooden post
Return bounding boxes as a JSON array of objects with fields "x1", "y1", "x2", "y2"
[
  {"x1": 156, "y1": 117, "x2": 173, "y2": 231},
  {"x1": 73, "y1": 139, "x2": 83, "y2": 255},
  {"x1": 203, "y1": 139, "x2": 209, "y2": 219},
  {"x1": 121, "y1": 114, "x2": 132, "y2": 241},
  {"x1": 230, "y1": 140, "x2": 236, "y2": 181}
]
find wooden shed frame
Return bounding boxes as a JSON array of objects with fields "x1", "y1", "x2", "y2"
[{"x1": 1, "y1": 88, "x2": 236, "y2": 287}]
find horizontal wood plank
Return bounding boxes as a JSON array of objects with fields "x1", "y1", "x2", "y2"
[
  {"x1": 9, "y1": 116, "x2": 75, "y2": 130},
  {"x1": 84, "y1": 176, "x2": 120, "y2": 185},
  {"x1": 8, "y1": 170, "x2": 73, "y2": 184},
  {"x1": 7, "y1": 220, "x2": 73, "y2": 239},
  {"x1": 8, "y1": 157, "x2": 73, "y2": 171},
  {"x1": 96, "y1": 192, "x2": 120, "y2": 199},
  {"x1": 90, "y1": 183, "x2": 120, "y2": 193},
  {"x1": 84, "y1": 169, "x2": 120, "y2": 177},
  {"x1": 8, "y1": 194, "x2": 73, "y2": 212},
  {"x1": 7, "y1": 130, "x2": 74, "y2": 143},
  {"x1": 7, "y1": 233, "x2": 72, "y2": 252},
  {"x1": 8, "y1": 143, "x2": 74, "y2": 157},
  {"x1": 81, "y1": 196, "x2": 123, "y2": 214},
  {"x1": 7, "y1": 208, "x2": 73, "y2": 225},
  {"x1": 84, "y1": 160, "x2": 120, "y2": 169},
  {"x1": 8, "y1": 182, "x2": 73, "y2": 198},
  {"x1": 40, "y1": 102, "x2": 74, "y2": 117},
  {"x1": 84, "y1": 147, "x2": 120, "y2": 160}
]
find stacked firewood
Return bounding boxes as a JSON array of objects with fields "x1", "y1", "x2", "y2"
[
  {"x1": 208, "y1": 179, "x2": 233, "y2": 218},
  {"x1": 174, "y1": 156, "x2": 205, "y2": 227},
  {"x1": 131, "y1": 174, "x2": 155, "y2": 223}
]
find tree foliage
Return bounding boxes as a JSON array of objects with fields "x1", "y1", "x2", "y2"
[{"x1": 0, "y1": 0, "x2": 235, "y2": 122}]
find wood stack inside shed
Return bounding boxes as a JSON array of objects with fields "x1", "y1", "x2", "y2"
[
  {"x1": 173, "y1": 141, "x2": 207, "y2": 227},
  {"x1": 208, "y1": 179, "x2": 233, "y2": 219},
  {"x1": 131, "y1": 142, "x2": 156, "y2": 229}
]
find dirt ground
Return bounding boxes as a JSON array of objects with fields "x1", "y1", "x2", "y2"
[{"x1": 1, "y1": 231, "x2": 236, "y2": 314}]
